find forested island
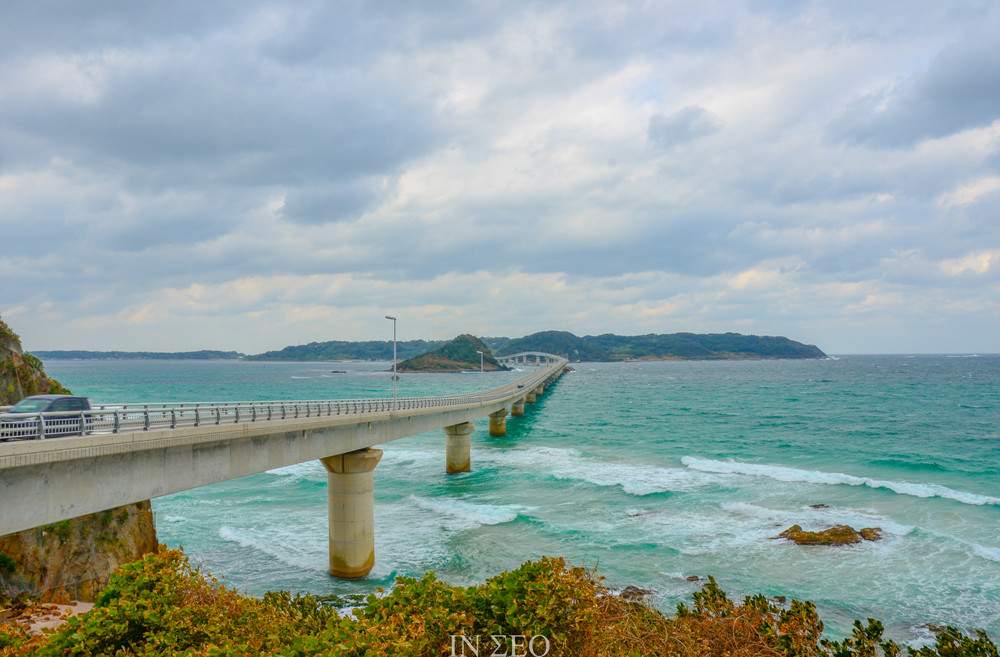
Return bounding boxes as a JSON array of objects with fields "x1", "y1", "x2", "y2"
[
  {"x1": 249, "y1": 330, "x2": 826, "y2": 362},
  {"x1": 31, "y1": 350, "x2": 243, "y2": 361},
  {"x1": 31, "y1": 331, "x2": 825, "y2": 363},
  {"x1": 396, "y1": 334, "x2": 507, "y2": 373}
]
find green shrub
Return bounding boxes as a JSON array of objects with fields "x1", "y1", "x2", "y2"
[{"x1": 0, "y1": 548, "x2": 994, "y2": 657}]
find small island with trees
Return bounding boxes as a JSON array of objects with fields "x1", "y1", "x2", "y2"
[{"x1": 396, "y1": 334, "x2": 508, "y2": 373}]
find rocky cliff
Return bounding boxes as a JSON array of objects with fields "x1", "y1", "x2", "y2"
[
  {"x1": 0, "y1": 317, "x2": 159, "y2": 602},
  {"x1": 0, "y1": 318, "x2": 70, "y2": 403},
  {"x1": 0, "y1": 502, "x2": 158, "y2": 603}
]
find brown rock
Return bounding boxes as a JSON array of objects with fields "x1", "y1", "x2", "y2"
[
  {"x1": 0, "y1": 501, "x2": 159, "y2": 602},
  {"x1": 620, "y1": 585, "x2": 653, "y2": 600},
  {"x1": 859, "y1": 527, "x2": 882, "y2": 541},
  {"x1": 777, "y1": 524, "x2": 863, "y2": 545},
  {"x1": 685, "y1": 575, "x2": 702, "y2": 582}
]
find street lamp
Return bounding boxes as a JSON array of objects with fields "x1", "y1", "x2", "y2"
[
  {"x1": 476, "y1": 350, "x2": 484, "y2": 403},
  {"x1": 385, "y1": 315, "x2": 397, "y2": 411}
]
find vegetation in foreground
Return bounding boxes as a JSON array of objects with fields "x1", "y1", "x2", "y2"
[{"x1": 0, "y1": 549, "x2": 994, "y2": 657}]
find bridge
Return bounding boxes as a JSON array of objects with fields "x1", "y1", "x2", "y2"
[
  {"x1": 496, "y1": 351, "x2": 563, "y2": 366},
  {"x1": 0, "y1": 356, "x2": 568, "y2": 578}
]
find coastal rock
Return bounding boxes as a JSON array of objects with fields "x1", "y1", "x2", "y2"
[
  {"x1": 777, "y1": 524, "x2": 882, "y2": 546},
  {"x1": 0, "y1": 318, "x2": 159, "y2": 602},
  {"x1": 0, "y1": 318, "x2": 69, "y2": 404},
  {"x1": 808, "y1": 504, "x2": 829, "y2": 509},
  {"x1": 859, "y1": 527, "x2": 882, "y2": 541},
  {"x1": 0, "y1": 502, "x2": 158, "y2": 603},
  {"x1": 620, "y1": 585, "x2": 653, "y2": 600}
]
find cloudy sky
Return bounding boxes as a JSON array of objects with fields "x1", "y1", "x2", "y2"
[{"x1": 1, "y1": 1, "x2": 998, "y2": 355}]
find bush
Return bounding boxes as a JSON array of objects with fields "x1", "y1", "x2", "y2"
[{"x1": 0, "y1": 549, "x2": 994, "y2": 657}]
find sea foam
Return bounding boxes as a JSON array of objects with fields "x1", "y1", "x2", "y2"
[
  {"x1": 408, "y1": 495, "x2": 522, "y2": 527},
  {"x1": 218, "y1": 525, "x2": 326, "y2": 572},
  {"x1": 483, "y1": 446, "x2": 712, "y2": 496},
  {"x1": 681, "y1": 457, "x2": 1000, "y2": 506}
]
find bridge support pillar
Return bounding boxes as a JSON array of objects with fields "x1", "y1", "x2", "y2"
[
  {"x1": 534, "y1": 385, "x2": 544, "y2": 396},
  {"x1": 445, "y1": 422, "x2": 474, "y2": 473},
  {"x1": 511, "y1": 400, "x2": 525, "y2": 416},
  {"x1": 489, "y1": 409, "x2": 508, "y2": 436},
  {"x1": 525, "y1": 391, "x2": 536, "y2": 403},
  {"x1": 321, "y1": 448, "x2": 383, "y2": 579}
]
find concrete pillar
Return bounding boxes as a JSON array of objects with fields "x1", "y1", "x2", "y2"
[
  {"x1": 489, "y1": 409, "x2": 508, "y2": 436},
  {"x1": 535, "y1": 385, "x2": 544, "y2": 396},
  {"x1": 525, "y1": 391, "x2": 536, "y2": 403},
  {"x1": 320, "y1": 448, "x2": 383, "y2": 579},
  {"x1": 511, "y1": 400, "x2": 525, "y2": 416},
  {"x1": 445, "y1": 422, "x2": 474, "y2": 473}
]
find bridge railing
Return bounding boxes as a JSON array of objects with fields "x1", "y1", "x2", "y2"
[{"x1": 0, "y1": 358, "x2": 566, "y2": 441}]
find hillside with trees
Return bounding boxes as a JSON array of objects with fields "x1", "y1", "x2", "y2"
[
  {"x1": 493, "y1": 331, "x2": 826, "y2": 361},
  {"x1": 397, "y1": 335, "x2": 507, "y2": 372}
]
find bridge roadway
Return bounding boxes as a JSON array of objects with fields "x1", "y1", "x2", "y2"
[{"x1": 0, "y1": 354, "x2": 567, "y2": 578}]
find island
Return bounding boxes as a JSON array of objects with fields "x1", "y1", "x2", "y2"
[{"x1": 396, "y1": 334, "x2": 508, "y2": 373}]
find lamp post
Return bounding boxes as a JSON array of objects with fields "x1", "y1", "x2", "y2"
[
  {"x1": 476, "y1": 350, "x2": 484, "y2": 403},
  {"x1": 385, "y1": 315, "x2": 397, "y2": 411}
]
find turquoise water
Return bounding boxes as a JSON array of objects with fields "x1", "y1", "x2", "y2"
[{"x1": 43, "y1": 355, "x2": 1000, "y2": 642}]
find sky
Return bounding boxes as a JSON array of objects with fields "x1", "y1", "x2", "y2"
[{"x1": 1, "y1": 1, "x2": 998, "y2": 355}]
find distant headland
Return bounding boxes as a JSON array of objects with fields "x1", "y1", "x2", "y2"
[{"x1": 34, "y1": 330, "x2": 826, "y2": 362}]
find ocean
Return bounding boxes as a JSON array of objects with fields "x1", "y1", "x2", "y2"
[{"x1": 42, "y1": 355, "x2": 1000, "y2": 643}]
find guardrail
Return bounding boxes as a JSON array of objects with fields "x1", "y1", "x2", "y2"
[{"x1": 0, "y1": 358, "x2": 566, "y2": 441}]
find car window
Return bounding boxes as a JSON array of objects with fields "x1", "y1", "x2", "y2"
[
  {"x1": 51, "y1": 400, "x2": 74, "y2": 412},
  {"x1": 68, "y1": 398, "x2": 86, "y2": 411},
  {"x1": 9, "y1": 398, "x2": 51, "y2": 412}
]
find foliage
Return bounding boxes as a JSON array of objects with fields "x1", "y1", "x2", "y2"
[
  {"x1": 0, "y1": 553, "x2": 17, "y2": 576},
  {"x1": 0, "y1": 550, "x2": 993, "y2": 657},
  {"x1": 0, "y1": 549, "x2": 339, "y2": 657}
]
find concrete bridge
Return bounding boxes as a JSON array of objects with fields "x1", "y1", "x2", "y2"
[
  {"x1": 0, "y1": 356, "x2": 568, "y2": 578},
  {"x1": 496, "y1": 351, "x2": 564, "y2": 366}
]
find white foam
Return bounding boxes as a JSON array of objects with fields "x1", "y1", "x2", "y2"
[
  {"x1": 408, "y1": 496, "x2": 522, "y2": 526},
  {"x1": 483, "y1": 446, "x2": 712, "y2": 496},
  {"x1": 722, "y1": 501, "x2": 786, "y2": 521},
  {"x1": 971, "y1": 544, "x2": 1000, "y2": 563},
  {"x1": 218, "y1": 525, "x2": 326, "y2": 572},
  {"x1": 267, "y1": 462, "x2": 322, "y2": 477},
  {"x1": 682, "y1": 457, "x2": 1000, "y2": 506}
]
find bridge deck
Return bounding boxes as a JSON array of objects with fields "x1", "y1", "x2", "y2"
[{"x1": 0, "y1": 358, "x2": 568, "y2": 536}]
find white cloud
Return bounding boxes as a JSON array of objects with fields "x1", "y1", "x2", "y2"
[{"x1": 1, "y1": 1, "x2": 998, "y2": 354}]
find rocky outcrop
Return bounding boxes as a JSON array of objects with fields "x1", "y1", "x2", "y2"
[
  {"x1": 0, "y1": 317, "x2": 158, "y2": 602},
  {"x1": 777, "y1": 524, "x2": 882, "y2": 546},
  {"x1": 0, "y1": 502, "x2": 158, "y2": 603},
  {"x1": 0, "y1": 318, "x2": 70, "y2": 404}
]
